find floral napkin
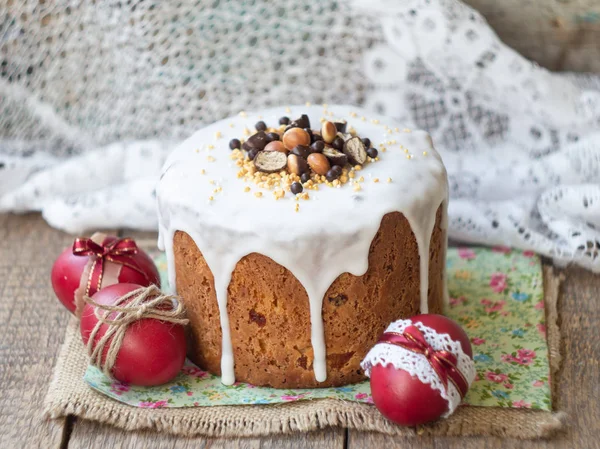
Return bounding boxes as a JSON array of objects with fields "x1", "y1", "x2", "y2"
[{"x1": 85, "y1": 247, "x2": 551, "y2": 410}]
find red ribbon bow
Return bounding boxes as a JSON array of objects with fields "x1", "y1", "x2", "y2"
[
  {"x1": 73, "y1": 237, "x2": 146, "y2": 297},
  {"x1": 377, "y1": 325, "x2": 469, "y2": 399}
]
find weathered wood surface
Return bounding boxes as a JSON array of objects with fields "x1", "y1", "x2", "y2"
[{"x1": 1, "y1": 213, "x2": 599, "y2": 448}]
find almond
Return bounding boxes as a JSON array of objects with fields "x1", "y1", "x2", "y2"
[
  {"x1": 283, "y1": 128, "x2": 311, "y2": 150},
  {"x1": 307, "y1": 153, "x2": 331, "y2": 176},
  {"x1": 321, "y1": 121, "x2": 337, "y2": 144}
]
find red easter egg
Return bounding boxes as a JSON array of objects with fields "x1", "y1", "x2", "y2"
[
  {"x1": 80, "y1": 283, "x2": 186, "y2": 386},
  {"x1": 368, "y1": 314, "x2": 473, "y2": 427},
  {"x1": 51, "y1": 235, "x2": 160, "y2": 314}
]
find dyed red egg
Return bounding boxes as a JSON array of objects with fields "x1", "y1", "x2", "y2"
[{"x1": 80, "y1": 283, "x2": 186, "y2": 386}]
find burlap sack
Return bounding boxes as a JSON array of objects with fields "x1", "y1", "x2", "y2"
[{"x1": 44, "y1": 267, "x2": 566, "y2": 439}]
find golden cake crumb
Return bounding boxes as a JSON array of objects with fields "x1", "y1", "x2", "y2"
[
  {"x1": 254, "y1": 192, "x2": 263, "y2": 198},
  {"x1": 207, "y1": 156, "x2": 216, "y2": 162},
  {"x1": 387, "y1": 177, "x2": 392, "y2": 183},
  {"x1": 244, "y1": 186, "x2": 251, "y2": 192}
]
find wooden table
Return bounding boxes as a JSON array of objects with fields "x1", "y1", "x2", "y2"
[{"x1": 1, "y1": 212, "x2": 598, "y2": 449}]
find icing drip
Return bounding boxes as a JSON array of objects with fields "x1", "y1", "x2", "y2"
[{"x1": 156, "y1": 105, "x2": 448, "y2": 385}]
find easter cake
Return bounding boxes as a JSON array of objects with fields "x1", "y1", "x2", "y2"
[{"x1": 157, "y1": 105, "x2": 449, "y2": 388}]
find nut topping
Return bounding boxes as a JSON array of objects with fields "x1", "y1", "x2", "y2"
[{"x1": 283, "y1": 128, "x2": 311, "y2": 150}]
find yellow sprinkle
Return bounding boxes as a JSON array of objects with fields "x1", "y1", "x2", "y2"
[
  {"x1": 319, "y1": 117, "x2": 326, "y2": 123},
  {"x1": 239, "y1": 111, "x2": 247, "y2": 117},
  {"x1": 403, "y1": 128, "x2": 411, "y2": 133},
  {"x1": 209, "y1": 179, "x2": 215, "y2": 185},
  {"x1": 258, "y1": 115, "x2": 263, "y2": 119},
  {"x1": 207, "y1": 156, "x2": 216, "y2": 162},
  {"x1": 254, "y1": 192, "x2": 263, "y2": 198},
  {"x1": 360, "y1": 116, "x2": 366, "y2": 121},
  {"x1": 195, "y1": 148, "x2": 199, "y2": 153},
  {"x1": 354, "y1": 165, "x2": 362, "y2": 171},
  {"x1": 382, "y1": 147, "x2": 387, "y2": 152},
  {"x1": 404, "y1": 148, "x2": 409, "y2": 153},
  {"x1": 394, "y1": 127, "x2": 400, "y2": 132},
  {"x1": 353, "y1": 183, "x2": 362, "y2": 192},
  {"x1": 244, "y1": 186, "x2": 251, "y2": 192},
  {"x1": 243, "y1": 127, "x2": 251, "y2": 136},
  {"x1": 371, "y1": 119, "x2": 380, "y2": 124},
  {"x1": 349, "y1": 112, "x2": 357, "y2": 117},
  {"x1": 423, "y1": 151, "x2": 428, "y2": 156},
  {"x1": 208, "y1": 144, "x2": 215, "y2": 150},
  {"x1": 406, "y1": 154, "x2": 412, "y2": 159},
  {"x1": 229, "y1": 123, "x2": 235, "y2": 128},
  {"x1": 305, "y1": 101, "x2": 311, "y2": 107},
  {"x1": 374, "y1": 178, "x2": 379, "y2": 183},
  {"x1": 200, "y1": 169, "x2": 206, "y2": 175},
  {"x1": 214, "y1": 131, "x2": 222, "y2": 139},
  {"x1": 358, "y1": 176, "x2": 365, "y2": 182},
  {"x1": 285, "y1": 107, "x2": 291, "y2": 113},
  {"x1": 387, "y1": 177, "x2": 392, "y2": 183},
  {"x1": 295, "y1": 203, "x2": 300, "y2": 212},
  {"x1": 322, "y1": 103, "x2": 328, "y2": 108},
  {"x1": 208, "y1": 196, "x2": 214, "y2": 201}
]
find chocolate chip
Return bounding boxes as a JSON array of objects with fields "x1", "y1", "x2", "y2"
[
  {"x1": 279, "y1": 116, "x2": 290, "y2": 125},
  {"x1": 310, "y1": 140, "x2": 325, "y2": 153},
  {"x1": 300, "y1": 172, "x2": 311, "y2": 183},
  {"x1": 255, "y1": 120, "x2": 267, "y2": 131},
  {"x1": 334, "y1": 121, "x2": 347, "y2": 133},
  {"x1": 325, "y1": 169, "x2": 340, "y2": 182},
  {"x1": 367, "y1": 147, "x2": 378, "y2": 158},
  {"x1": 266, "y1": 132, "x2": 280, "y2": 142},
  {"x1": 361, "y1": 137, "x2": 371, "y2": 148},
  {"x1": 291, "y1": 144, "x2": 310, "y2": 159},
  {"x1": 247, "y1": 148, "x2": 259, "y2": 160},
  {"x1": 229, "y1": 138, "x2": 241, "y2": 150},
  {"x1": 291, "y1": 181, "x2": 303, "y2": 194},
  {"x1": 246, "y1": 131, "x2": 269, "y2": 150},
  {"x1": 331, "y1": 165, "x2": 343, "y2": 175},
  {"x1": 332, "y1": 136, "x2": 344, "y2": 151}
]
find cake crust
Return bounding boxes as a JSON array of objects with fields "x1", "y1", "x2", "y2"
[{"x1": 174, "y1": 208, "x2": 445, "y2": 388}]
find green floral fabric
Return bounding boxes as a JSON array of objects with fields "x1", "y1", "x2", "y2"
[{"x1": 84, "y1": 247, "x2": 551, "y2": 410}]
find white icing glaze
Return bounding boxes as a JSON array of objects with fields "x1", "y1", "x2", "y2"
[{"x1": 156, "y1": 105, "x2": 448, "y2": 385}]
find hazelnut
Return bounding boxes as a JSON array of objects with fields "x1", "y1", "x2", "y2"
[
  {"x1": 321, "y1": 121, "x2": 337, "y2": 144},
  {"x1": 283, "y1": 128, "x2": 311, "y2": 150},
  {"x1": 264, "y1": 141, "x2": 287, "y2": 153},
  {"x1": 287, "y1": 153, "x2": 309, "y2": 175},
  {"x1": 307, "y1": 153, "x2": 331, "y2": 176}
]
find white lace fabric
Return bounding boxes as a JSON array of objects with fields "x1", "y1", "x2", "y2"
[
  {"x1": 1, "y1": 0, "x2": 599, "y2": 272},
  {"x1": 361, "y1": 319, "x2": 476, "y2": 416}
]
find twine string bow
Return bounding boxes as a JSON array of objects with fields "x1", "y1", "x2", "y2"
[
  {"x1": 84, "y1": 285, "x2": 189, "y2": 378},
  {"x1": 377, "y1": 325, "x2": 469, "y2": 399},
  {"x1": 73, "y1": 237, "x2": 148, "y2": 297}
]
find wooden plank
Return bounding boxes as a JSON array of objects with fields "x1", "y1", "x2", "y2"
[
  {"x1": 68, "y1": 421, "x2": 346, "y2": 449},
  {"x1": 348, "y1": 266, "x2": 600, "y2": 449},
  {"x1": 0, "y1": 213, "x2": 75, "y2": 449}
]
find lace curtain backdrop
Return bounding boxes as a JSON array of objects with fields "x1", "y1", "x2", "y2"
[{"x1": 1, "y1": 0, "x2": 599, "y2": 271}]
